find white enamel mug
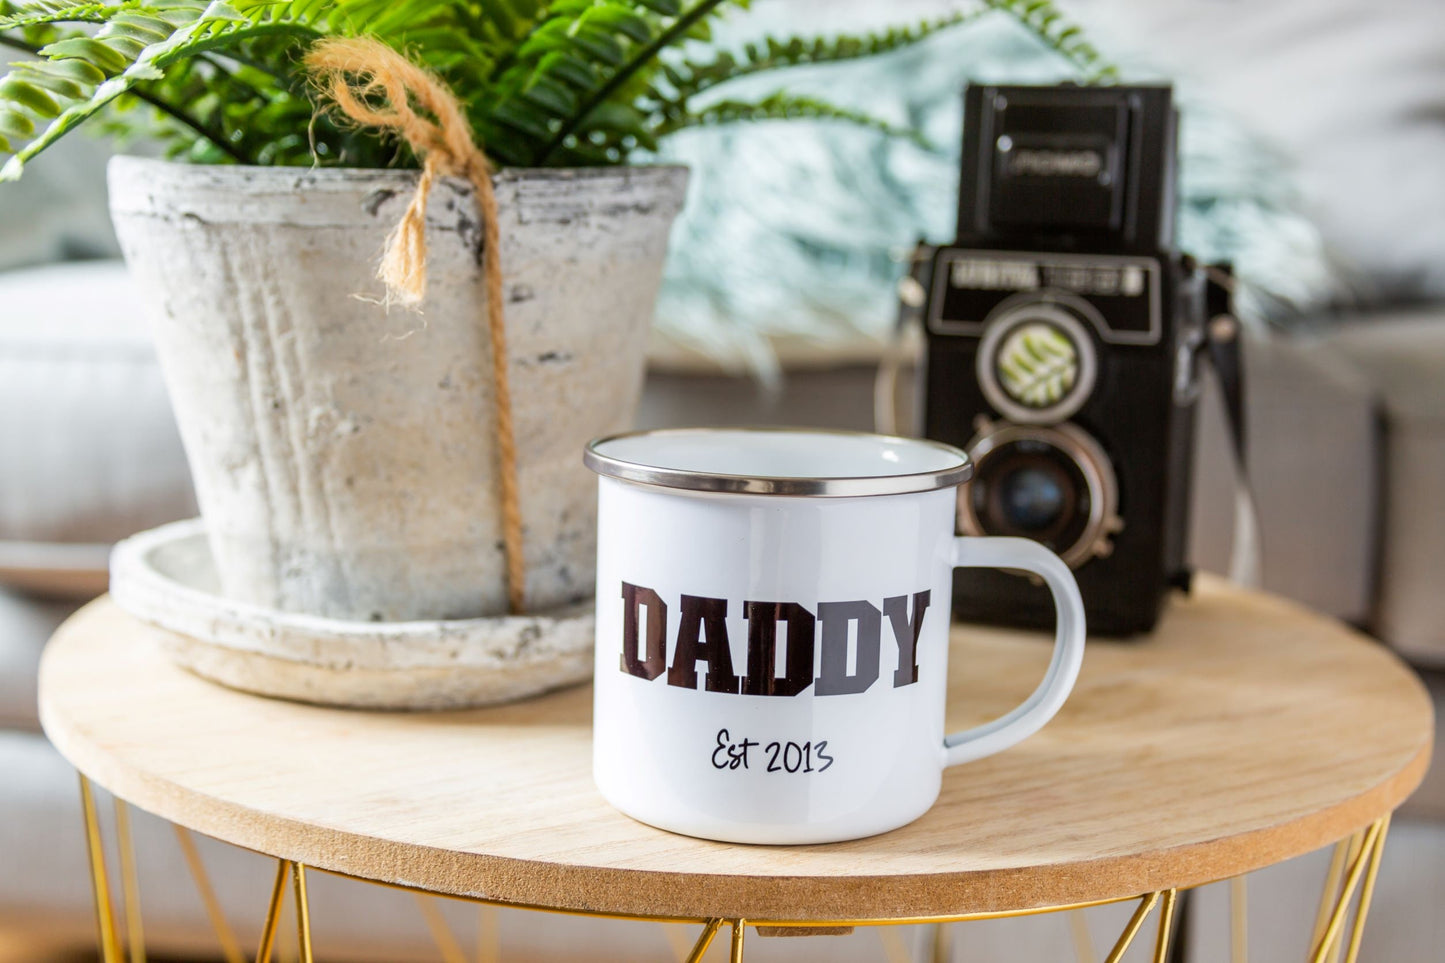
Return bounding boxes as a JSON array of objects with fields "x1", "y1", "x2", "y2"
[{"x1": 583, "y1": 428, "x2": 1085, "y2": 844}]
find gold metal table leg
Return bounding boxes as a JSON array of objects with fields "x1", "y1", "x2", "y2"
[
  {"x1": 112, "y1": 800, "x2": 146, "y2": 963},
  {"x1": 414, "y1": 892, "x2": 468, "y2": 963},
  {"x1": 292, "y1": 862, "x2": 315, "y2": 963},
  {"x1": 79, "y1": 776, "x2": 122, "y2": 963},
  {"x1": 1343, "y1": 815, "x2": 1390, "y2": 963},
  {"x1": 476, "y1": 905, "x2": 500, "y2": 963},
  {"x1": 1311, "y1": 833, "x2": 1355, "y2": 952},
  {"x1": 877, "y1": 925, "x2": 914, "y2": 963},
  {"x1": 1329, "y1": 833, "x2": 1364, "y2": 963},
  {"x1": 1312, "y1": 815, "x2": 1387, "y2": 960},
  {"x1": 1103, "y1": 891, "x2": 1160, "y2": 963},
  {"x1": 174, "y1": 825, "x2": 246, "y2": 963},
  {"x1": 929, "y1": 921, "x2": 954, "y2": 963},
  {"x1": 1068, "y1": 908, "x2": 1097, "y2": 963},
  {"x1": 256, "y1": 859, "x2": 291, "y2": 963},
  {"x1": 1230, "y1": 876, "x2": 1248, "y2": 963},
  {"x1": 684, "y1": 919, "x2": 723, "y2": 962},
  {"x1": 729, "y1": 918, "x2": 746, "y2": 963},
  {"x1": 1151, "y1": 889, "x2": 1178, "y2": 963},
  {"x1": 275, "y1": 891, "x2": 297, "y2": 963}
]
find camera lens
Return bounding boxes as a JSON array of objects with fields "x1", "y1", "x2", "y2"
[
  {"x1": 959, "y1": 422, "x2": 1119, "y2": 569},
  {"x1": 969, "y1": 438, "x2": 1087, "y2": 550},
  {"x1": 997, "y1": 464, "x2": 1067, "y2": 533}
]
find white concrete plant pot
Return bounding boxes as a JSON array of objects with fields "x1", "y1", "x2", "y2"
[{"x1": 107, "y1": 156, "x2": 688, "y2": 706}]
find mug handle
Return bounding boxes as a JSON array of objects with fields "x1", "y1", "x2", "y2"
[{"x1": 943, "y1": 536, "x2": 1087, "y2": 767}]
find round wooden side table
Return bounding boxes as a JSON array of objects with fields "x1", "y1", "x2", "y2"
[{"x1": 38, "y1": 576, "x2": 1433, "y2": 963}]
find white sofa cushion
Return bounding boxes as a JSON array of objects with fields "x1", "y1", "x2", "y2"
[
  {"x1": 1327, "y1": 311, "x2": 1445, "y2": 661},
  {"x1": 0, "y1": 589, "x2": 74, "y2": 730},
  {"x1": 0, "y1": 262, "x2": 196, "y2": 565}
]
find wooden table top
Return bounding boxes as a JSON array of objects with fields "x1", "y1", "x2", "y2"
[{"x1": 38, "y1": 577, "x2": 1433, "y2": 924}]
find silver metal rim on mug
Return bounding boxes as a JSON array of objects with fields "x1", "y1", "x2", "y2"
[{"x1": 583, "y1": 426, "x2": 973, "y2": 498}]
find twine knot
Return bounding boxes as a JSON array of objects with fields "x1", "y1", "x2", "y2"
[{"x1": 306, "y1": 36, "x2": 527, "y2": 615}]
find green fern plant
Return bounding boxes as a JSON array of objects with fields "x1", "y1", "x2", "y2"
[{"x1": 0, "y1": 0, "x2": 1112, "y2": 180}]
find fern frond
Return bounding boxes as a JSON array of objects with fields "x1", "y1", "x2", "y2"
[
  {"x1": 3, "y1": 0, "x2": 501, "y2": 171},
  {"x1": 656, "y1": 10, "x2": 982, "y2": 114},
  {"x1": 982, "y1": 0, "x2": 1116, "y2": 80},
  {"x1": 656, "y1": 91, "x2": 927, "y2": 146},
  {"x1": 0, "y1": 2, "x2": 319, "y2": 178},
  {"x1": 0, "y1": 3, "x2": 121, "y2": 31},
  {"x1": 530, "y1": 0, "x2": 740, "y2": 164},
  {"x1": 124, "y1": 31, "x2": 382, "y2": 166}
]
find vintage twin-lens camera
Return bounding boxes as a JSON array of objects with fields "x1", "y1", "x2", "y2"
[{"x1": 912, "y1": 83, "x2": 1217, "y2": 635}]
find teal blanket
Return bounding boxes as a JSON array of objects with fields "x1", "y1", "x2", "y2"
[{"x1": 652, "y1": 15, "x2": 1336, "y2": 371}]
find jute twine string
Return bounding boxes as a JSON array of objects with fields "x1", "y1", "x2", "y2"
[{"x1": 306, "y1": 36, "x2": 527, "y2": 615}]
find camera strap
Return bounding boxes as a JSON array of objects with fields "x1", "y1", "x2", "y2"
[
  {"x1": 1204, "y1": 275, "x2": 1247, "y2": 466},
  {"x1": 1201, "y1": 267, "x2": 1262, "y2": 588}
]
